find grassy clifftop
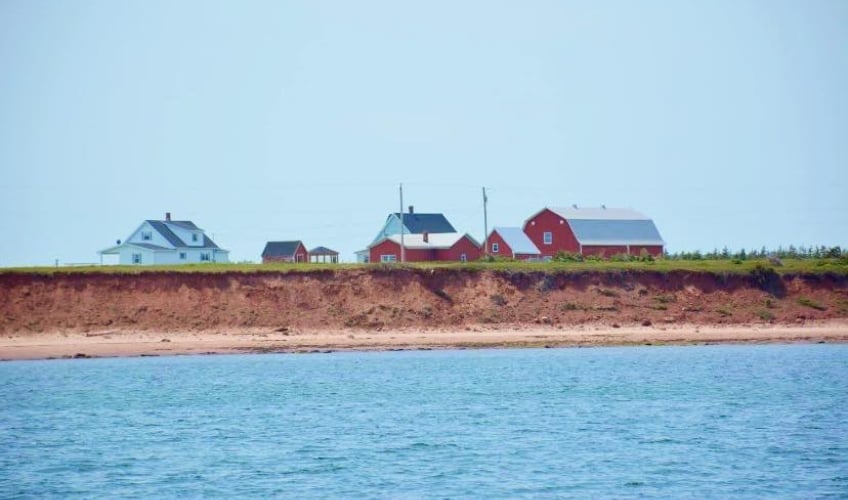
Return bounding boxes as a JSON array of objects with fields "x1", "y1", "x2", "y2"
[{"x1": 2, "y1": 258, "x2": 847, "y2": 276}]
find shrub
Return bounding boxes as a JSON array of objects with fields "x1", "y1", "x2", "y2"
[
  {"x1": 797, "y1": 297, "x2": 827, "y2": 311},
  {"x1": 654, "y1": 294, "x2": 676, "y2": 304},
  {"x1": 758, "y1": 310, "x2": 775, "y2": 321},
  {"x1": 553, "y1": 251, "x2": 583, "y2": 262}
]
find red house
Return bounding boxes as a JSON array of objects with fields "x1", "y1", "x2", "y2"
[
  {"x1": 369, "y1": 232, "x2": 481, "y2": 263},
  {"x1": 261, "y1": 240, "x2": 309, "y2": 263},
  {"x1": 485, "y1": 227, "x2": 541, "y2": 260},
  {"x1": 523, "y1": 206, "x2": 665, "y2": 258}
]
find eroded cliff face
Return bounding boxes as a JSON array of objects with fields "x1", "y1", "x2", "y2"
[{"x1": 1, "y1": 269, "x2": 847, "y2": 334}]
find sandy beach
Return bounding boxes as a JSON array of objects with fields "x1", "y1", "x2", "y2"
[{"x1": 2, "y1": 322, "x2": 847, "y2": 361}]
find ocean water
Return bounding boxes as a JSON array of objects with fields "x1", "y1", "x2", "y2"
[{"x1": 1, "y1": 345, "x2": 847, "y2": 498}]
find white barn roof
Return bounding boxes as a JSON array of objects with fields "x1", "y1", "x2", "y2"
[
  {"x1": 371, "y1": 233, "x2": 478, "y2": 250},
  {"x1": 540, "y1": 206, "x2": 665, "y2": 246},
  {"x1": 491, "y1": 227, "x2": 540, "y2": 255}
]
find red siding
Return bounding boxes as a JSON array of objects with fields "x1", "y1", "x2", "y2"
[
  {"x1": 485, "y1": 232, "x2": 512, "y2": 258},
  {"x1": 582, "y1": 245, "x2": 664, "y2": 257},
  {"x1": 523, "y1": 209, "x2": 580, "y2": 258},
  {"x1": 294, "y1": 242, "x2": 308, "y2": 263},
  {"x1": 582, "y1": 245, "x2": 628, "y2": 257},
  {"x1": 370, "y1": 236, "x2": 481, "y2": 263},
  {"x1": 435, "y1": 236, "x2": 481, "y2": 261},
  {"x1": 369, "y1": 240, "x2": 434, "y2": 262},
  {"x1": 630, "y1": 245, "x2": 664, "y2": 257}
]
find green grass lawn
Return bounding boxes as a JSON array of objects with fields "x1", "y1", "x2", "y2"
[{"x1": 2, "y1": 258, "x2": 846, "y2": 276}]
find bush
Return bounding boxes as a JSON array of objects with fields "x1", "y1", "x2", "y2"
[
  {"x1": 797, "y1": 297, "x2": 827, "y2": 311},
  {"x1": 553, "y1": 251, "x2": 583, "y2": 262}
]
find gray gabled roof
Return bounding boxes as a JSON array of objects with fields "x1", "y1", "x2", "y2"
[
  {"x1": 549, "y1": 206, "x2": 650, "y2": 221},
  {"x1": 491, "y1": 227, "x2": 540, "y2": 255},
  {"x1": 147, "y1": 221, "x2": 185, "y2": 247},
  {"x1": 391, "y1": 213, "x2": 456, "y2": 234},
  {"x1": 309, "y1": 246, "x2": 338, "y2": 255},
  {"x1": 167, "y1": 220, "x2": 199, "y2": 230},
  {"x1": 262, "y1": 241, "x2": 305, "y2": 258},
  {"x1": 145, "y1": 220, "x2": 221, "y2": 249},
  {"x1": 568, "y1": 219, "x2": 664, "y2": 246},
  {"x1": 542, "y1": 207, "x2": 664, "y2": 246}
]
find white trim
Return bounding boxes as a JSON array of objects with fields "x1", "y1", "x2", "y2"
[
  {"x1": 491, "y1": 242, "x2": 499, "y2": 253},
  {"x1": 543, "y1": 232, "x2": 553, "y2": 245},
  {"x1": 380, "y1": 254, "x2": 397, "y2": 263}
]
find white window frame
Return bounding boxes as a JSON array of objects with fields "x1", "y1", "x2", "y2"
[
  {"x1": 141, "y1": 231, "x2": 152, "y2": 241},
  {"x1": 192, "y1": 233, "x2": 199, "y2": 242},
  {"x1": 200, "y1": 252, "x2": 211, "y2": 262},
  {"x1": 132, "y1": 253, "x2": 142, "y2": 264},
  {"x1": 543, "y1": 232, "x2": 553, "y2": 245},
  {"x1": 179, "y1": 252, "x2": 187, "y2": 260},
  {"x1": 460, "y1": 253, "x2": 467, "y2": 262},
  {"x1": 380, "y1": 254, "x2": 397, "y2": 263},
  {"x1": 491, "y1": 243, "x2": 499, "y2": 253}
]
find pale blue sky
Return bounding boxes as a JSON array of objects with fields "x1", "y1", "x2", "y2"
[{"x1": 1, "y1": 1, "x2": 846, "y2": 265}]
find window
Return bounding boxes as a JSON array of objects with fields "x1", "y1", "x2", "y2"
[
  {"x1": 192, "y1": 233, "x2": 199, "y2": 243},
  {"x1": 200, "y1": 252, "x2": 211, "y2": 262},
  {"x1": 132, "y1": 253, "x2": 142, "y2": 264},
  {"x1": 543, "y1": 232, "x2": 553, "y2": 245},
  {"x1": 460, "y1": 253, "x2": 467, "y2": 262},
  {"x1": 381, "y1": 255, "x2": 397, "y2": 263},
  {"x1": 141, "y1": 231, "x2": 152, "y2": 241},
  {"x1": 179, "y1": 252, "x2": 187, "y2": 260},
  {"x1": 491, "y1": 243, "x2": 499, "y2": 253}
]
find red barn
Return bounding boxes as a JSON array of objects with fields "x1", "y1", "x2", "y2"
[
  {"x1": 369, "y1": 232, "x2": 481, "y2": 263},
  {"x1": 523, "y1": 206, "x2": 665, "y2": 258},
  {"x1": 261, "y1": 240, "x2": 309, "y2": 263},
  {"x1": 485, "y1": 227, "x2": 541, "y2": 260}
]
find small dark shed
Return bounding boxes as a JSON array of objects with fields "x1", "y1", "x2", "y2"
[{"x1": 262, "y1": 241, "x2": 308, "y2": 263}]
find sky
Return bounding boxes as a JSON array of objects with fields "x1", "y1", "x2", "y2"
[{"x1": 1, "y1": 0, "x2": 846, "y2": 265}]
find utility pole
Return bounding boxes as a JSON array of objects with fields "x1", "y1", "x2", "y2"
[
  {"x1": 399, "y1": 183, "x2": 405, "y2": 263},
  {"x1": 483, "y1": 187, "x2": 489, "y2": 258}
]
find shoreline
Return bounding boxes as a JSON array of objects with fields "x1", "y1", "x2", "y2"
[{"x1": 2, "y1": 322, "x2": 847, "y2": 361}]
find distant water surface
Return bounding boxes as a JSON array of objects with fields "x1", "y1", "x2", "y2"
[{"x1": 1, "y1": 344, "x2": 847, "y2": 498}]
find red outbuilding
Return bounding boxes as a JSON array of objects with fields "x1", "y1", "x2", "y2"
[
  {"x1": 485, "y1": 227, "x2": 542, "y2": 260},
  {"x1": 523, "y1": 206, "x2": 665, "y2": 258},
  {"x1": 369, "y1": 232, "x2": 481, "y2": 263},
  {"x1": 261, "y1": 240, "x2": 309, "y2": 263}
]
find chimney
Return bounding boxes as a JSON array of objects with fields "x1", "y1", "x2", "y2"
[
  {"x1": 408, "y1": 205, "x2": 414, "y2": 214},
  {"x1": 165, "y1": 212, "x2": 171, "y2": 221},
  {"x1": 423, "y1": 231, "x2": 429, "y2": 243}
]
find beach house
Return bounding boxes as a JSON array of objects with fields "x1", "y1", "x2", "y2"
[
  {"x1": 99, "y1": 213, "x2": 229, "y2": 265},
  {"x1": 356, "y1": 206, "x2": 459, "y2": 262},
  {"x1": 368, "y1": 232, "x2": 481, "y2": 263}
]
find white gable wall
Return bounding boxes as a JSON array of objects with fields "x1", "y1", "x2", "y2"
[{"x1": 126, "y1": 222, "x2": 176, "y2": 249}]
